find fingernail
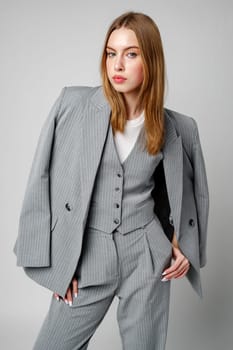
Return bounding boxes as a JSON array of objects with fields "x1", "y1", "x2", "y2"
[
  {"x1": 56, "y1": 296, "x2": 60, "y2": 301},
  {"x1": 162, "y1": 271, "x2": 167, "y2": 276},
  {"x1": 69, "y1": 301, "x2": 72, "y2": 306},
  {"x1": 65, "y1": 299, "x2": 68, "y2": 304},
  {"x1": 74, "y1": 293, "x2": 78, "y2": 298},
  {"x1": 161, "y1": 277, "x2": 168, "y2": 282}
]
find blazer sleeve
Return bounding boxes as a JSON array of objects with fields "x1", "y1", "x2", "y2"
[
  {"x1": 13, "y1": 87, "x2": 66, "y2": 267},
  {"x1": 191, "y1": 118, "x2": 209, "y2": 268}
]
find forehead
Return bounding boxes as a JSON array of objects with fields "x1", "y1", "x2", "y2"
[{"x1": 107, "y1": 27, "x2": 139, "y2": 49}]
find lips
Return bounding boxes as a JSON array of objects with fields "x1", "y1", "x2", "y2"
[{"x1": 112, "y1": 75, "x2": 127, "y2": 83}]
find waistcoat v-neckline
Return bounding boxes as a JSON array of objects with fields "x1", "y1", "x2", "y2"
[{"x1": 110, "y1": 124, "x2": 145, "y2": 167}]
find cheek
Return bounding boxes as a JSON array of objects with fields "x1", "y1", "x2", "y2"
[
  {"x1": 106, "y1": 60, "x2": 112, "y2": 76},
  {"x1": 134, "y1": 64, "x2": 144, "y2": 83}
]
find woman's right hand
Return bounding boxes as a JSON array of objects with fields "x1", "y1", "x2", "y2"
[{"x1": 54, "y1": 277, "x2": 78, "y2": 306}]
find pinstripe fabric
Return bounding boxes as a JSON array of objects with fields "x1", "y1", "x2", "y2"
[
  {"x1": 86, "y1": 115, "x2": 163, "y2": 234},
  {"x1": 33, "y1": 217, "x2": 172, "y2": 350},
  {"x1": 13, "y1": 86, "x2": 209, "y2": 299}
]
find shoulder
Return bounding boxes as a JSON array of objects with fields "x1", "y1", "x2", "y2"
[
  {"x1": 60, "y1": 85, "x2": 101, "y2": 108},
  {"x1": 56, "y1": 85, "x2": 103, "y2": 123},
  {"x1": 165, "y1": 107, "x2": 200, "y2": 147},
  {"x1": 165, "y1": 108, "x2": 197, "y2": 135}
]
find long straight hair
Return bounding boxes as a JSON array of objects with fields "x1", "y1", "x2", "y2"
[{"x1": 100, "y1": 11, "x2": 166, "y2": 155}]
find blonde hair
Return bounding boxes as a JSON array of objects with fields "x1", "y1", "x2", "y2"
[{"x1": 100, "y1": 11, "x2": 166, "y2": 155}]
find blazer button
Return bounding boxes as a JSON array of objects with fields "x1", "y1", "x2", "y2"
[
  {"x1": 65, "y1": 202, "x2": 72, "y2": 211},
  {"x1": 169, "y1": 214, "x2": 174, "y2": 226},
  {"x1": 189, "y1": 218, "x2": 195, "y2": 227}
]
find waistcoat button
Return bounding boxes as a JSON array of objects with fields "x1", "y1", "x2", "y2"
[
  {"x1": 65, "y1": 202, "x2": 72, "y2": 211},
  {"x1": 189, "y1": 218, "x2": 195, "y2": 227},
  {"x1": 114, "y1": 218, "x2": 119, "y2": 224},
  {"x1": 117, "y1": 173, "x2": 122, "y2": 177},
  {"x1": 115, "y1": 187, "x2": 120, "y2": 191},
  {"x1": 115, "y1": 203, "x2": 120, "y2": 208}
]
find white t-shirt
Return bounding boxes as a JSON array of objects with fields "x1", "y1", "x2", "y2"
[{"x1": 114, "y1": 112, "x2": 145, "y2": 163}]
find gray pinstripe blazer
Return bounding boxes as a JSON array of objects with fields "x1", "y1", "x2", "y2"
[{"x1": 13, "y1": 86, "x2": 209, "y2": 298}]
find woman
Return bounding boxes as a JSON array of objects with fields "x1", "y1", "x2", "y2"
[{"x1": 13, "y1": 11, "x2": 209, "y2": 350}]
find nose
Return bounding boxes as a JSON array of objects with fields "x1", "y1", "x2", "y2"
[{"x1": 114, "y1": 55, "x2": 124, "y2": 71}]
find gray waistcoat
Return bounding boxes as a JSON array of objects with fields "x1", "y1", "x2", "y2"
[{"x1": 86, "y1": 122, "x2": 163, "y2": 234}]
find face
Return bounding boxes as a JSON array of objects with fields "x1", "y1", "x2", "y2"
[{"x1": 106, "y1": 27, "x2": 144, "y2": 99}]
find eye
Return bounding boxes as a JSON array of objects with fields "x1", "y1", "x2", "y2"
[
  {"x1": 106, "y1": 51, "x2": 115, "y2": 58},
  {"x1": 127, "y1": 52, "x2": 137, "y2": 58}
]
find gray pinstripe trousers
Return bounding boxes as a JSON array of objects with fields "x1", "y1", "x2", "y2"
[{"x1": 33, "y1": 216, "x2": 172, "y2": 350}]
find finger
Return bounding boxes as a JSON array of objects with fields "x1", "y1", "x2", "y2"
[
  {"x1": 175, "y1": 269, "x2": 189, "y2": 279},
  {"x1": 175, "y1": 267, "x2": 189, "y2": 279},
  {"x1": 166, "y1": 261, "x2": 190, "y2": 280},
  {"x1": 162, "y1": 256, "x2": 184, "y2": 276},
  {"x1": 66, "y1": 288, "x2": 73, "y2": 306},
  {"x1": 162, "y1": 259, "x2": 188, "y2": 280},
  {"x1": 165, "y1": 261, "x2": 188, "y2": 279},
  {"x1": 54, "y1": 293, "x2": 60, "y2": 301},
  {"x1": 173, "y1": 265, "x2": 188, "y2": 278},
  {"x1": 63, "y1": 292, "x2": 69, "y2": 305},
  {"x1": 72, "y1": 278, "x2": 78, "y2": 298},
  {"x1": 175, "y1": 264, "x2": 190, "y2": 279}
]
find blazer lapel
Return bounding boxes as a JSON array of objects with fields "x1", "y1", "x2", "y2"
[
  {"x1": 162, "y1": 110, "x2": 183, "y2": 240},
  {"x1": 79, "y1": 88, "x2": 111, "y2": 224}
]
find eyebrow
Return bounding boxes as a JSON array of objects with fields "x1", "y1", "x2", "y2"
[{"x1": 106, "y1": 46, "x2": 140, "y2": 51}]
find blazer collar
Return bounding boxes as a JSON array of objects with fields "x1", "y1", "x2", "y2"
[{"x1": 89, "y1": 85, "x2": 110, "y2": 111}]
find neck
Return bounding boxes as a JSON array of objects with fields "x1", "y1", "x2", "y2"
[{"x1": 123, "y1": 91, "x2": 142, "y2": 120}]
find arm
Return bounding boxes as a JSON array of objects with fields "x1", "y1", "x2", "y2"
[
  {"x1": 13, "y1": 87, "x2": 66, "y2": 267},
  {"x1": 171, "y1": 231, "x2": 179, "y2": 248}
]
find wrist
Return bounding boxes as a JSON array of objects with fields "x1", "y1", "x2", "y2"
[{"x1": 171, "y1": 232, "x2": 179, "y2": 248}]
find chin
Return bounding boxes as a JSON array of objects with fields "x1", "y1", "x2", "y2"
[
  {"x1": 111, "y1": 85, "x2": 136, "y2": 95},
  {"x1": 112, "y1": 87, "x2": 127, "y2": 93}
]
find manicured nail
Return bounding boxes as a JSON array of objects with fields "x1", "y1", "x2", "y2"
[
  {"x1": 161, "y1": 277, "x2": 168, "y2": 282},
  {"x1": 65, "y1": 299, "x2": 68, "y2": 304},
  {"x1": 162, "y1": 271, "x2": 167, "y2": 276},
  {"x1": 56, "y1": 296, "x2": 60, "y2": 301},
  {"x1": 69, "y1": 301, "x2": 72, "y2": 306},
  {"x1": 74, "y1": 293, "x2": 78, "y2": 298}
]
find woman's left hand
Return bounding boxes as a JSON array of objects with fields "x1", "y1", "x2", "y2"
[{"x1": 161, "y1": 246, "x2": 190, "y2": 281}]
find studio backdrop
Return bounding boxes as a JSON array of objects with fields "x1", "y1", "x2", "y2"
[{"x1": 1, "y1": 1, "x2": 232, "y2": 349}]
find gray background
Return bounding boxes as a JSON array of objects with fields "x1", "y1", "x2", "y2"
[{"x1": 1, "y1": 0, "x2": 232, "y2": 349}]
